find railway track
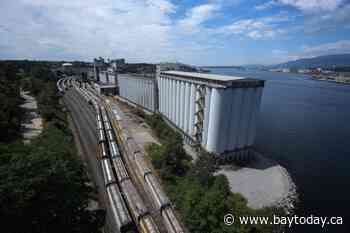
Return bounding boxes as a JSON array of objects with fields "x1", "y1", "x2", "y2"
[
  {"x1": 105, "y1": 102, "x2": 184, "y2": 233},
  {"x1": 57, "y1": 77, "x2": 185, "y2": 233}
]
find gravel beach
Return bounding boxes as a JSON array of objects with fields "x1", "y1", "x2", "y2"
[{"x1": 216, "y1": 152, "x2": 297, "y2": 212}]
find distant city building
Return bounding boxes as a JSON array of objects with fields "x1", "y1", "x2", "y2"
[
  {"x1": 93, "y1": 57, "x2": 108, "y2": 82},
  {"x1": 298, "y1": 69, "x2": 311, "y2": 74},
  {"x1": 93, "y1": 57, "x2": 120, "y2": 94},
  {"x1": 336, "y1": 73, "x2": 350, "y2": 83},
  {"x1": 110, "y1": 59, "x2": 125, "y2": 71},
  {"x1": 93, "y1": 57, "x2": 124, "y2": 81},
  {"x1": 156, "y1": 62, "x2": 197, "y2": 76}
]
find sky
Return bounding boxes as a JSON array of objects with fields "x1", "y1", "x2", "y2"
[{"x1": 0, "y1": 0, "x2": 350, "y2": 65}]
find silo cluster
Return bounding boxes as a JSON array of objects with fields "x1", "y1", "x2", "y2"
[
  {"x1": 99, "y1": 71, "x2": 117, "y2": 85},
  {"x1": 118, "y1": 74, "x2": 156, "y2": 112},
  {"x1": 157, "y1": 71, "x2": 264, "y2": 156}
]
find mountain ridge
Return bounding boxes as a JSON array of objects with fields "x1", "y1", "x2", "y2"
[{"x1": 266, "y1": 54, "x2": 350, "y2": 69}]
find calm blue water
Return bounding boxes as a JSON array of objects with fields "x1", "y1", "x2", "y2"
[{"x1": 210, "y1": 68, "x2": 350, "y2": 233}]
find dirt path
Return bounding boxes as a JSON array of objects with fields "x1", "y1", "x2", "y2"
[{"x1": 20, "y1": 90, "x2": 43, "y2": 143}]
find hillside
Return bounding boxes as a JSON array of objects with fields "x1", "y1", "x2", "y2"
[{"x1": 271, "y1": 54, "x2": 350, "y2": 69}]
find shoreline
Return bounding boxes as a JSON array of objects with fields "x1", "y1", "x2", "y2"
[
  {"x1": 111, "y1": 94, "x2": 298, "y2": 214},
  {"x1": 216, "y1": 152, "x2": 297, "y2": 214},
  {"x1": 268, "y1": 70, "x2": 350, "y2": 85}
]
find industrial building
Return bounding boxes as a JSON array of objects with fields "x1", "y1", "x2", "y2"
[
  {"x1": 93, "y1": 57, "x2": 107, "y2": 82},
  {"x1": 99, "y1": 70, "x2": 117, "y2": 85},
  {"x1": 90, "y1": 59, "x2": 265, "y2": 158},
  {"x1": 110, "y1": 59, "x2": 125, "y2": 71},
  {"x1": 118, "y1": 74, "x2": 157, "y2": 112},
  {"x1": 93, "y1": 57, "x2": 119, "y2": 95},
  {"x1": 157, "y1": 70, "x2": 264, "y2": 157}
]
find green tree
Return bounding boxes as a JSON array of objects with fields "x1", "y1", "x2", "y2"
[
  {"x1": 190, "y1": 151, "x2": 216, "y2": 186},
  {"x1": 0, "y1": 60, "x2": 104, "y2": 233},
  {"x1": 0, "y1": 63, "x2": 23, "y2": 142},
  {"x1": 0, "y1": 126, "x2": 104, "y2": 233},
  {"x1": 145, "y1": 112, "x2": 283, "y2": 233}
]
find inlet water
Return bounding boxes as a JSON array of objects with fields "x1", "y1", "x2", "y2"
[{"x1": 210, "y1": 68, "x2": 350, "y2": 233}]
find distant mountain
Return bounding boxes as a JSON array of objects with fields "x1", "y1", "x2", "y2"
[
  {"x1": 270, "y1": 54, "x2": 350, "y2": 69},
  {"x1": 242, "y1": 64, "x2": 267, "y2": 70},
  {"x1": 201, "y1": 65, "x2": 245, "y2": 69}
]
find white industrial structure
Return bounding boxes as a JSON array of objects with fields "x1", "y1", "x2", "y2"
[
  {"x1": 157, "y1": 70, "x2": 264, "y2": 157},
  {"x1": 118, "y1": 74, "x2": 157, "y2": 112},
  {"x1": 99, "y1": 70, "x2": 117, "y2": 85},
  {"x1": 90, "y1": 59, "x2": 265, "y2": 158}
]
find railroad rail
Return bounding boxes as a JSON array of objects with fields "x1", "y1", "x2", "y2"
[
  {"x1": 105, "y1": 101, "x2": 184, "y2": 233},
  {"x1": 57, "y1": 77, "x2": 185, "y2": 233}
]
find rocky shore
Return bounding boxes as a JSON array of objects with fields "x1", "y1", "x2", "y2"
[{"x1": 216, "y1": 152, "x2": 297, "y2": 214}]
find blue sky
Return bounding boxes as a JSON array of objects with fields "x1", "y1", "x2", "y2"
[{"x1": 1, "y1": 0, "x2": 350, "y2": 65}]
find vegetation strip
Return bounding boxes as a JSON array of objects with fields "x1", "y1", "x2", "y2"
[
  {"x1": 145, "y1": 113, "x2": 285, "y2": 233},
  {"x1": 0, "y1": 61, "x2": 103, "y2": 233}
]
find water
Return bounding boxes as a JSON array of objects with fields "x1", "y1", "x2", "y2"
[{"x1": 210, "y1": 68, "x2": 350, "y2": 233}]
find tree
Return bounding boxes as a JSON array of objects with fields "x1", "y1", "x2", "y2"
[
  {"x1": 0, "y1": 60, "x2": 104, "y2": 233},
  {"x1": 0, "y1": 126, "x2": 104, "y2": 233},
  {"x1": 0, "y1": 63, "x2": 23, "y2": 142},
  {"x1": 190, "y1": 151, "x2": 217, "y2": 187}
]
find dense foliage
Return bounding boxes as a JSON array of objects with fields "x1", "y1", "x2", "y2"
[
  {"x1": 0, "y1": 126, "x2": 103, "y2": 233},
  {"x1": 0, "y1": 61, "x2": 103, "y2": 233},
  {"x1": 119, "y1": 63, "x2": 156, "y2": 74},
  {"x1": 0, "y1": 62, "x2": 23, "y2": 142},
  {"x1": 146, "y1": 114, "x2": 191, "y2": 179},
  {"x1": 146, "y1": 114, "x2": 283, "y2": 233}
]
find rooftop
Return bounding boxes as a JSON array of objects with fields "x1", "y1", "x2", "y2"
[
  {"x1": 161, "y1": 71, "x2": 264, "y2": 87},
  {"x1": 163, "y1": 70, "x2": 244, "y2": 81},
  {"x1": 95, "y1": 82, "x2": 117, "y2": 88}
]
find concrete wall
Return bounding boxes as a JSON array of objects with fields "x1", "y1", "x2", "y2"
[
  {"x1": 118, "y1": 74, "x2": 156, "y2": 112},
  {"x1": 157, "y1": 73, "x2": 264, "y2": 156},
  {"x1": 99, "y1": 72, "x2": 108, "y2": 84}
]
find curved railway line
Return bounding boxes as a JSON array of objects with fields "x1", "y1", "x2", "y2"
[{"x1": 57, "y1": 77, "x2": 184, "y2": 233}]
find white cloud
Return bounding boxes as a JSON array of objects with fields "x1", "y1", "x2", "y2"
[
  {"x1": 217, "y1": 13, "x2": 288, "y2": 39},
  {"x1": 209, "y1": 0, "x2": 241, "y2": 6},
  {"x1": 278, "y1": 0, "x2": 345, "y2": 12},
  {"x1": 303, "y1": 40, "x2": 350, "y2": 55},
  {"x1": 302, "y1": 4, "x2": 350, "y2": 33},
  {"x1": 147, "y1": 0, "x2": 176, "y2": 13},
  {"x1": 178, "y1": 4, "x2": 220, "y2": 33},
  {"x1": 247, "y1": 31, "x2": 263, "y2": 39},
  {"x1": 270, "y1": 40, "x2": 350, "y2": 63},
  {"x1": 272, "y1": 49, "x2": 288, "y2": 55},
  {"x1": 0, "y1": 0, "x2": 348, "y2": 65},
  {"x1": 0, "y1": 0, "x2": 177, "y2": 62},
  {"x1": 255, "y1": 1, "x2": 279, "y2": 10},
  {"x1": 223, "y1": 19, "x2": 264, "y2": 34}
]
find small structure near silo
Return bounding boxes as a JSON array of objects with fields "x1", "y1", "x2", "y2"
[
  {"x1": 93, "y1": 57, "x2": 119, "y2": 95},
  {"x1": 62, "y1": 62, "x2": 73, "y2": 73}
]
